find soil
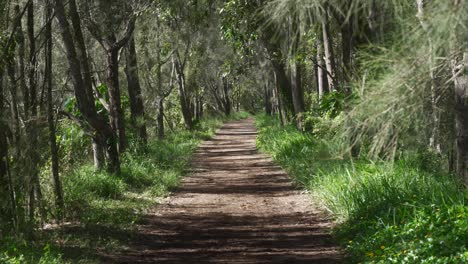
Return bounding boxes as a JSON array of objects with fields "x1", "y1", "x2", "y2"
[{"x1": 101, "y1": 118, "x2": 343, "y2": 263}]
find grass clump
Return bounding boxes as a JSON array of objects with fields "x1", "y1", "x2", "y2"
[{"x1": 256, "y1": 114, "x2": 467, "y2": 263}]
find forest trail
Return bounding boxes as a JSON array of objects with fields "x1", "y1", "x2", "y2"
[{"x1": 102, "y1": 118, "x2": 343, "y2": 263}]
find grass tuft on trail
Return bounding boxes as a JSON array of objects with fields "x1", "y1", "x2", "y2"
[{"x1": 256, "y1": 114, "x2": 467, "y2": 264}]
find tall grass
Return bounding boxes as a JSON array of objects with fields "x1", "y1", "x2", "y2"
[{"x1": 256, "y1": 114, "x2": 467, "y2": 263}]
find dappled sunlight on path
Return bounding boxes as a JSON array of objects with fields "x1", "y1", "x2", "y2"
[{"x1": 101, "y1": 118, "x2": 343, "y2": 263}]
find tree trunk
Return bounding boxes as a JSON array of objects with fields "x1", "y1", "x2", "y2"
[
  {"x1": 0, "y1": 69, "x2": 14, "y2": 229},
  {"x1": 92, "y1": 135, "x2": 105, "y2": 171},
  {"x1": 107, "y1": 45, "x2": 127, "y2": 152},
  {"x1": 158, "y1": 98, "x2": 165, "y2": 140},
  {"x1": 7, "y1": 60, "x2": 21, "y2": 150},
  {"x1": 27, "y1": 0, "x2": 45, "y2": 223},
  {"x1": 264, "y1": 83, "x2": 272, "y2": 115},
  {"x1": 322, "y1": 9, "x2": 337, "y2": 92},
  {"x1": 125, "y1": 35, "x2": 147, "y2": 145},
  {"x1": 452, "y1": 52, "x2": 468, "y2": 185},
  {"x1": 174, "y1": 54, "x2": 194, "y2": 130},
  {"x1": 416, "y1": 0, "x2": 442, "y2": 153},
  {"x1": 341, "y1": 18, "x2": 354, "y2": 93},
  {"x1": 54, "y1": 0, "x2": 120, "y2": 174},
  {"x1": 45, "y1": 0, "x2": 64, "y2": 219},
  {"x1": 316, "y1": 38, "x2": 325, "y2": 98},
  {"x1": 291, "y1": 61, "x2": 305, "y2": 130},
  {"x1": 222, "y1": 76, "x2": 231, "y2": 116},
  {"x1": 274, "y1": 72, "x2": 285, "y2": 126},
  {"x1": 271, "y1": 59, "x2": 294, "y2": 119}
]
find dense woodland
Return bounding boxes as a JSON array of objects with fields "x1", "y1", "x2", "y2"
[{"x1": 0, "y1": 0, "x2": 467, "y2": 263}]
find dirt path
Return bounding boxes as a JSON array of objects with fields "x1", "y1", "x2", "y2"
[{"x1": 104, "y1": 118, "x2": 343, "y2": 263}]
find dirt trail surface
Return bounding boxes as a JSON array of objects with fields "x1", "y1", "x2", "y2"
[{"x1": 103, "y1": 118, "x2": 343, "y2": 263}]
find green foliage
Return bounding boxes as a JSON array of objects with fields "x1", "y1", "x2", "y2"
[
  {"x1": 0, "y1": 238, "x2": 65, "y2": 264},
  {"x1": 256, "y1": 114, "x2": 467, "y2": 263},
  {"x1": 219, "y1": 0, "x2": 260, "y2": 56},
  {"x1": 1, "y1": 114, "x2": 242, "y2": 263}
]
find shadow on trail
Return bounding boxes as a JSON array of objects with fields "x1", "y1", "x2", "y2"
[
  {"x1": 100, "y1": 213, "x2": 340, "y2": 264},
  {"x1": 98, "y1": 119, "x2": 343, "y2": 264}
]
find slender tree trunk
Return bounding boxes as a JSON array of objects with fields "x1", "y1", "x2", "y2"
[
  {"x1": 271, "y1": 59, "x2": 294, "y2": 118},
  {"x1": 174, "y1": 54, "x2": 193, "y2": 130},
  {"x1": 69, "y1": 0, "x2": 94, "y2": 105},
  {"x1": 264, "y1": 83, "x2": 272, "y2": 115},
  {"x1": 45, "y1": 0, "x2": 64, "y2": 219},
  {"x1": 13, "y1": 5, "x2": 29, "y2": 115},
  {"x1": 197, "y1": 96, "x2": 203, "y2": 119},
  {"x1": 7, "y1": 61, "x2": 21, "y2": 149},
  {"x1": 452, "y1": 52, "x2": 468, "y2": 185},
  {"x1": 341, "y1": 18, "x2": 354, "y2": 93},
  {"x1": 92, "y1": 136, "x2": 105, "y2": 171},
  {"x1": 222, "y1": 76, "x2": 231, "y2": 116},
  {"x1": 416, "y1": 0, "x2": 442, "y2": 152},
  {"x1": 316, "y1": 38, "x2": 325, "y2": 98},
  {"x1": 289, "y1": 18, "x2": 305, "y2": 130},
  {"x1": 157, "y1": 98, "x2": 165, "y2": 140},
  {"x1": 274, "y1": 72, "x2": 285, "y2": 126},
  {"x1": 261, "y1": 25, "x2": 294, "y2": 119},
  {"x1": 0, "y1": 69, "x2": 13, "y2": 228},
  {"x1": 107, "y1": 45, "x2": 127, "y2": 152},
  {"x1": 290, "y1": 61, "x2": 305, "y2": 130},
  {"x1": 125, "y1": 35, "x2": 147, "y2": 145},
  {"x1": 27, "y1": 2, "x2": 37, "y2": 115},
  {"x1": 27, "y1": 0, "x2": 45, "y2": 223},
  {"x1": 322, "y1": 8, "x2": 337, "y2": 92}
]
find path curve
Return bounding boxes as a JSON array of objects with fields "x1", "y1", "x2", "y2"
[{"x1": 105, "y1": 118, "x2": 343, "y2": 263}]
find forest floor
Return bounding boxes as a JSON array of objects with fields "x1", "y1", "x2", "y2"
[{"x1": 99, "y1": 118, "x2": 343, "y2": 263}]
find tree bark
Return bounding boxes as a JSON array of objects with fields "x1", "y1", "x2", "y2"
[
  {"x1": 157, "y1": 98, "x2": 165, "y2": 140},
  {"x1": 264, "y1": 83, "x2": 272, "y2": 115},
  {"x1": 316, "y1": 38, "x2": 325, "y2": 98},
  {"x1": 270, "y1": 59, "x2": 294, "y2": 119},
  {"x1": 222, "y1": 76, "x2": 232, "y2": 116},
  {"x1": 341, "y1": 18, "x2": 353, "y2": 93},
  {"x1": 322, "y1": 8, "x2": 337, "y2": 92},
  {"x1": 45, "y1": 0, "x2": 64, "y2": 219},
  {"x1": 452, "y1": 52, "x2": 468, "y2": 185},
  {"x1": 106, "y1": 45, "x2": 127, "y2": 152},
  {"x1": 274, "y1": 72, "x2": 285, "y2": 126},
  {"x1": 27, "y1": 0, "x2": 45, "y2": 223},
  {"x1": 0, "y1": 68, "x2": 13, "y2": 228},
  {"x1": 260, "y1": 24, "x2": 294, "y2": 119},
  {"x1": 291, "y1": 61, "x2": 305, "y2": 130},
  {"x1": 416, "y1": 0, "x2": 442, "y2": 152},
  {"x1": 174, "y1": 53, "x2": 194, "y2": 130},
  {"x1": 92, "y1": 135, "x2": 105, "y2": 171},
  {"x1": 125, "y1": 35, "x2": 147, "y2": 145}
]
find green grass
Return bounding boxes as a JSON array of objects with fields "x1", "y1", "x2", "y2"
[
  {"x1": 1, "y1": 113, "x2": 249, "y2": 264},
  {"x1": 256, "y1": 114, "x2": 467, "y2": 263}
]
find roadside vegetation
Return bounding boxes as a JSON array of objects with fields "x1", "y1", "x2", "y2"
[
  {"x1": 257, "y1": 114, "x2": 467, "y2": 263},
  {"x1": 0, "y1": 112, "x2": 249, "y2": 264}
]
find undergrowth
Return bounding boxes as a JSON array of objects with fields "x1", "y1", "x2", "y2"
[
  {"x1": 0, "y1": 113, "x2": 249, "y2": 263},
  {"x1": 256, "y1": 114, "x2": 467, "y2": 264}
]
